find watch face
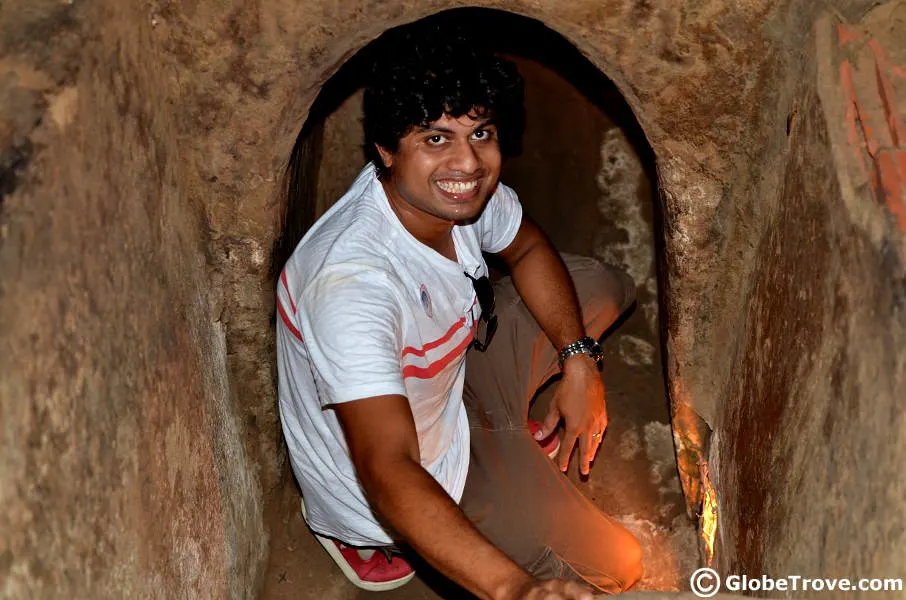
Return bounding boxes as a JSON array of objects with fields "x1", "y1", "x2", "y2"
[{"x1": 587, "y1": 340, "x2": 604, "y2": 363}]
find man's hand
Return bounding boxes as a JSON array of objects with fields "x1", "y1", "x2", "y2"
[
  {"x1": 533, "y1": 354, "x2": 607, "y2": 475},
  {"x1": 504, "y1": 577, "x2": 597, "y2": 600}
]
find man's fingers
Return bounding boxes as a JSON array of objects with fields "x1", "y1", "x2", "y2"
[
  {"x1": 580, "y1": 417, "x2": 608, "y2": 475},
  {"x1": 579, "y1": 431, "x2": 595, "y2": 476},
  {"x1": 535, "y1": 405, "x2": 561, "y2": 440},
  {"x1": 558, "y1": 429, "x2": 579, "y2": 472}
]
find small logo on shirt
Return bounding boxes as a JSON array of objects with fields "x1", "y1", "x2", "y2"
[{"x1": 419, "y1": 284, "x2": 433, "y2": 318}]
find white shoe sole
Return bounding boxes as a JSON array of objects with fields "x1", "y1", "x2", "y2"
[{"x1": 300, "y1": 497, "x2": 416, "y2": 592}]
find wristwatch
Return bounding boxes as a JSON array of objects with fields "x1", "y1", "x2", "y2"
[{"x1": 557, "y1": 336, "x2": 604, "y2": 369}]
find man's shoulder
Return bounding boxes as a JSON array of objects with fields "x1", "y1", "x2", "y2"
[
  {"x1": 289, "y1": 168, "x2": 396, "y2": 272},
  {"x1": 310, "y1": 200, "x2": 389, "y2": 256},
  {"x1": 291, "y1": 235, "x2": 399, "y2": 295},
  {"x1": 293, "y1": 259, "x2": 406, "y2": 331},
  {"x1": 307, "y1": 169, "x2": 387, "y2": 241}
]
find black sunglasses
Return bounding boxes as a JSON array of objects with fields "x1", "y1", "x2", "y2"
[{"x1": 465, "y1": 272, "x2": 497, "y2": 352}]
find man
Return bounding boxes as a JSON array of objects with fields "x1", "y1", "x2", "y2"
[{"x1": 276, "y1": 21, "x2": 642, "y2": 599}]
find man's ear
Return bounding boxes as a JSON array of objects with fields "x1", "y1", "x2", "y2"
[{"x1": 375, "y1": 144, "x2": 393, "y2": 169}]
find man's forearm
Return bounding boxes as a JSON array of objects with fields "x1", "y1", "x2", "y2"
[{"x1": 361, "y1": 456, "x2": 531, "y2": 600}]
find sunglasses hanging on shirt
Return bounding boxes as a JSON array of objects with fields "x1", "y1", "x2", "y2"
[{"x1": 465, "y1": 272, "x2": 498, "y2": 352}]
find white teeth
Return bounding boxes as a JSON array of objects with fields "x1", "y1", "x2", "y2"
[{"x1": 437, "y1": 180, "x2": 478, "y2": 194}]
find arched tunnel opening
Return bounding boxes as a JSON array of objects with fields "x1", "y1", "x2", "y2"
[
  {"x1": 3, "y1": 1, "x2": 904, "y2": 598},
  {"x1": 265, "y1": 9, "x2": 696, "y2": 597}
]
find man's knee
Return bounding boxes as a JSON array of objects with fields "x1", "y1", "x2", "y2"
[
  {"x1": 612, "y1": 268, "x2": 637, "y2": 314},
  {"x1": 583, "y1": 520, "x2": 644, "y2": 593},
  {"x1": 614, "y1": 529, "x2": 644, "y2": 591},
  {"x1": 550, "y1": 512, "x2": 644, "y2": 593},
  {"x1": 563, "y1": 256, "x2": 636, "y2": 334}
]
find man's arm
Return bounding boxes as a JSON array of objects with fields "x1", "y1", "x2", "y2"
[
  {"x1": 494, "y1": 216, "x2": 608, "y2": 475},
  {"x1": 334, "y1": 395, "x2": 594, "y2": 600}
]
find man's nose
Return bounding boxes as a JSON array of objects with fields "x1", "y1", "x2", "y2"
[{"x1": 447, "y1": 138, "x2": 480, "y2": 173}]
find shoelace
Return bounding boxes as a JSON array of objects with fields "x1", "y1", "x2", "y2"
[{"x1": 378, "y1": 546, "x2": 396, "y2": 564}]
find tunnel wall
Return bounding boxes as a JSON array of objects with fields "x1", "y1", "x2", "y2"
[
  {"x1": 2, "y1": 0, "x2": 900, "y2": 597},
  {"x1": 0, "y1": 1, "x2": 266, "y2": 597},
  {"x1": 714, "y1": 7, "x2": 906, "y2": 585}
]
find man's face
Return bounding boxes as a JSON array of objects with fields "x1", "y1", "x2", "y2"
[{"x1": 377, "y1": 111, "x2": 502, "y2": 225}]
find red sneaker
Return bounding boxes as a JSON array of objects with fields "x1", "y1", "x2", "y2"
[
  {"x1": 320, "y1": 540, "x2": 415, "y2": 591},
  {"x1": 301, "y1": 498, "x2": 415, "y2": 591},
  {"x1": 528, "y1": 419, "x2": 560, "y2": 460}
]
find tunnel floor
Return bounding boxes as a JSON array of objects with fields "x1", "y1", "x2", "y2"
[{"x1": 260, "y1": 299, "x2": 698, "y2": 598}]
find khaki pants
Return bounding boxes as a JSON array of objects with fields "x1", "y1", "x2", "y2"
[{"x1": 460, "y1": 254, "x2": 644, "y2": 594}]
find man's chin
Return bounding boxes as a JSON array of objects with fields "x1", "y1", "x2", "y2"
[{"x1": 444, "y1": 198, "x2": 490, "y2": 223}]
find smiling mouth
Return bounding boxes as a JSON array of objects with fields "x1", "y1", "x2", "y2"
[{"x1": 435, "y1": 179, "x2": 479, "y2": 194}]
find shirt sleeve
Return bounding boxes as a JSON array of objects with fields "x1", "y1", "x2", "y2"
[
  {"x1": 476, "y1": 182, "x2": 523, "y2": 253},
  {"x1": 299, "y1": 266, "x2": 407, "y2": 406}
]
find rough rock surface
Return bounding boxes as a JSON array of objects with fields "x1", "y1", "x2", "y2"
[
  {"x1": 1, "y1": 1, "x2": 266, "y2": 598},
  {"x1": 2, "y1": 0, "x2": 903, "y2": 598},
  {"x1": 715, "y1": 5, "x2": 906, "y2": 587}
]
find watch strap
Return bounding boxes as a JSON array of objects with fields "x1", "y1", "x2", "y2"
[{"x1": 557, "y1": 336, "x2": 604, "y2": 369}]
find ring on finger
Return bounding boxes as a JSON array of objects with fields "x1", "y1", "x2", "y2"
[{"x1": 591, "y1": 431, "x2": 603, "y2": 440}]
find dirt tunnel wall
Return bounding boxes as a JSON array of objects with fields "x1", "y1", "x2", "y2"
[
  {"x1": 1, "y1": 0, "x2": 904, "y2": 598},
  {"x1": 713, "y1": 8, "x2": 906, "y2": 582}
]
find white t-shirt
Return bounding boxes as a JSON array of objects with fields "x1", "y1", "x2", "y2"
[{"x1": 276, "y1": 163, "x2": 523, "y2": 545}]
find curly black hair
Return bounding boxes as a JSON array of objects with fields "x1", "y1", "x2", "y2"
[{"x1": 363, "y1": 19, "x2": 524, "y2": 180}]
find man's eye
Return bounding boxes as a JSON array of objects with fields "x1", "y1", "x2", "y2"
[
  {"x1": 426, "y1": 135, "x2": 445, "y2": 145},
  {"x1": 472, "y1": 129, "x2": 495, "y2": 141}
]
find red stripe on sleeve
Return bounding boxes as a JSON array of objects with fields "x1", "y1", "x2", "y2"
[
  {"x1": 280, "y1": 270, "x2": 297, "y2": 314},
  {"x1": 277, "y1": 299, "x2": 303, "y2": 342}
]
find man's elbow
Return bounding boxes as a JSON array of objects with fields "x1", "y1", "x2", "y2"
[{"x1": 354, "y1": 451, "x2": 420, "y2": 514}]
